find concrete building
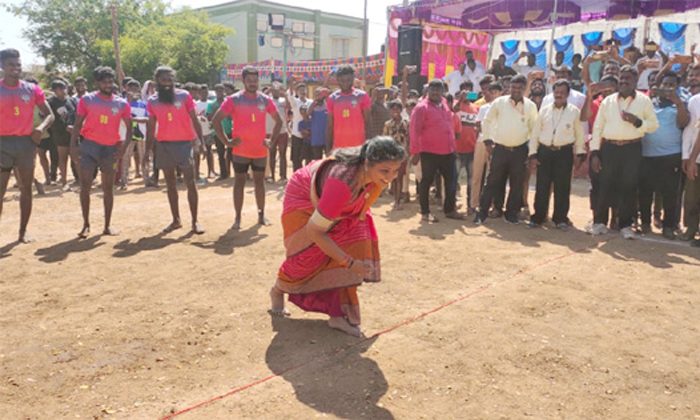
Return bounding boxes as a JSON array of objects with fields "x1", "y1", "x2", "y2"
[{"x1": 200, "y1": 0, "x2": 365, "y2": 65}]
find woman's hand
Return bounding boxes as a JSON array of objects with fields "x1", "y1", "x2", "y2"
[{"x1": 349, "y1": 260, "x2": 371, "y2": 277}]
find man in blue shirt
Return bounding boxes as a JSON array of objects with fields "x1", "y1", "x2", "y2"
[
  {"x1": 124, "y1": 79, "x2": 149, "y2": 188},
  {"x1": 639, "y1": 71, "x2": 689, "y2": 239},
  {"x1": 308, "y1": 88, "x2": 329, "y2": 160}
]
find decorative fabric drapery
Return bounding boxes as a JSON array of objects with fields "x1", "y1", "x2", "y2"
[
  {"x1": 526, "y1": 39, "x2": 547, "y2": 70},
  {"x1": 613, "y1": 27, "x2": 635, "y2": 56},
  {"x1": 421, "y1": 26, "x2": 490, "y2": 80},
  {"x1": 554, "y1": 35, "x2": 574, "y2": 66},
  {"x1": 659, "y1": 22, "x2": 687, "y2": 56},
  {"x1": 225, "y1": 54, "x2": 385, "y2": 82},
  {"x1": 501, "y1": 40, "x2": 521, "y2": 67}
]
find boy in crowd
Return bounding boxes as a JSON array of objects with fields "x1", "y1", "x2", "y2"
[
  {"x1": 297, "y1": 104, "x2": 312, "y2": 166},
  {"x1": 383, "y1": 99, "x2": 410, "y2": 209},
  {"x1": 196, "y1": 84, "x2": 216, "y2": 181},
  {"x1": 120, "y1": 79, "x2": 149, "y2": 189},
  {"x1": 47, "y1": 79, "x2": 77, "y2": 191},
  {"x1": 308, "y1": 87, "x2": 329, "y2": 161}
]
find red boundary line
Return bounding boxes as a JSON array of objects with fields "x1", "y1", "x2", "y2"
[{"x1": 158, "y1": 239, "x2": 609, "y2": 420}]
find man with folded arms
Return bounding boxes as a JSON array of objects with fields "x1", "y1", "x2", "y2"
[
  {"x1": 527, "y1": 79, "x2": 586, "y2": 230},
  {"x1": 590, "y1": 65, "x2": 658, "y2": 239}
]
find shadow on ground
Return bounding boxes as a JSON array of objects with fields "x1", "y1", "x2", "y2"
[{"x1": 266, "y1": 316, "x2": 394, "y2": 420}]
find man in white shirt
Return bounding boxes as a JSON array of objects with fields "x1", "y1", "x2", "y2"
[
  {"x1": 475, "y1": 75, "x2": 539, "y2": 224},
  {"x1": 527, "y1": 80, "x2": 585, "y2": 229},
  {"x1": 541, "y1": 66, "x2": 587, "y2": 110},
  {"x1": 681, "y1": 64, "x2": 700, "y2": 240},
  {"x1": 195, "y1": 84, "x2": 215, "y2": 181},
  {"x1": 443, "y1": 62, "x2": 470, "y2": 96},
  {"x1": 465, "y1": 58, "x2": 487, "y2": 94},
  {"x1": 470, "y1": 81, "x2": 503, "y2": 211},
  {"x1": 513, "y1": 52, "x2": 544, "y2": 78}
]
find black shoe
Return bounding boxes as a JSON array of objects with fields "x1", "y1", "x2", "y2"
[
  {"x1": 526, "y1": 221, "x2": 540, "y2": 229},
  {"x1": 504, "y1": 215, "x2": 520, "y2": 225},
  {"x1": 488, "y1": 209, "x2": 503, "y2": 218},
  {"x1": 473, "y1": 214, "x2": 486, "y2": 225},
  {"x1": 445, "y1": 211, "x2": 465, "y2": 220},
  {"x1": 692, "y1": 239, "x2": 700, "y2": 248}
]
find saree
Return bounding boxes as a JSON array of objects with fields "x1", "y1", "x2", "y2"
[{"x1": 276, "y1": 158, "x2": 383, "y2": 326}]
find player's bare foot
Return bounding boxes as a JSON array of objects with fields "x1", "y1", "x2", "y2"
[
  {"x1": 232, "y1": 218, "x2": 242, "y2": 230},
  {"x1": 191, "y1": 222, "x2": 205, "y2": 235},
  {"x1": 61, "y1": 184, "x2": 71, "y2": 192},
  {"x1": 78, "y1": 225, "x2": 90, "y2": 239},
  {"x1": 269, "y1": 287, "x2": 290, "y2": 316},
  {"x1": 102, "y1": 226, "x2": 119, "y2": 236},
  {"x1": 19, "y1": 233, "x2": 35, "y2": 244},
  {"x1": 163, "y1": 221, "x2": 183, "y2": 233},
  {"x1": 34, "y1": 180, "x2": 45, "y2": 195},
  {"x1": 258, "y1": 214, "x2": 271, "y2": 226},
  {"x1": 328, "y1": 317, "x2": 363, "y2": 337}
]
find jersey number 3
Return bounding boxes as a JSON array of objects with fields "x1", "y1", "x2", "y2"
[{"x1": 14, "y1": 106, "x2": 20, "y2": 116}]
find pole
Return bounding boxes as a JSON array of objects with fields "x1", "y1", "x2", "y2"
[
  {"x1": 111, "y1": 3, "x2": 124, "y2": 90},
  {"x1": 283, "y1": 34, "x2": 288, "y2": 89},
  {"x1": 546, "y1": 0, "x2": 559, "y2": 74},
  {"x1": 362, "y1": 0, "x2": 368, "y2": 81}
]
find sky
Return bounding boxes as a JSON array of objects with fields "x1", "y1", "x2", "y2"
[{"x1": 0, "y1": 0, "x2": 398, "y2": 68}]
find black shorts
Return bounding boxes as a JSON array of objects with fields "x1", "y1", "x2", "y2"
[
  {"x1": 231, "y1": 154, "x2": 267, "y2": 174},
  {"x1": 0, "y1": 135, "x2": 36, "y2": 172},
  {"x1": 80, "y1": 139, "x2": 117, "y2": 174},
  {"x1": 156, "y1": 140, "x2": 194, "y2": 171}
]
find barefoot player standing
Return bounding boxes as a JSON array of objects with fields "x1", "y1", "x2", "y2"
[
  {"x1": 0, "y1": 48, "x2": 54, "y2": 243},
  {"x1": 70, "y1": 66, "x2": 132, "y2": 238},
  {"x1": 146, "y1": 66, "x2": 205, "y2": 235}
]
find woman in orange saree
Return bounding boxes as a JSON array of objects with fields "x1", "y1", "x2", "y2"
[{"x1": 270, "y1": 137, "x2": 406, "y2": 336}]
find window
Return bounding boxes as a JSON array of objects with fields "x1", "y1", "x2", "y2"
[{"x1": 332, "y1": 37, "x2": 350, "y2": 58}]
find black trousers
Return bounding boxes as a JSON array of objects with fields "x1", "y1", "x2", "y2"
[
  {"x1": 291, "y1": 135, "x2": 304, "y2": 172},
  {"x1": 594, "y1": 141, "x2": 642, "y2": 229},
  {"x1": 419, "y1": 152, "x2": 456, "y2": 215},
  {"x1": 214, "y1": 136, "x2": 229, "y2": 178},
  {"x1": 531, "y1": 145, "x2": 574, "y2": 225},
  {"x1": 639, "y1": 153, "x2": 681, "y2": 228},
  {"x1": 478, "y1": 143, "x2": 528, "y2": 219}
]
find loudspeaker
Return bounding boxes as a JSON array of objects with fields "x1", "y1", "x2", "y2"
[
  {"x1": 397, "y1": 25, "x2": 422, "y2": 70},
  {"x1": 396, "y1": 25, "x2": 426, "y2": 92}
]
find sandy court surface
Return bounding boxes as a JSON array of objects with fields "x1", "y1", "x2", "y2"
[{"x1": 1, "y1": 175, "x2": 699, "y2": 420}]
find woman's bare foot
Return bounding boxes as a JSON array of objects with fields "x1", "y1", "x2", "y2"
[
  {"x1": 102, "y1": 226, "x2": 119, "y2": 236},
  {"x1": 163, "y1": 220, "x2": 182, "y2": 233},
  {"x1": 269, "y1": 287, "x2": 290, "y2": 316},
  {"x1": 232, "y1": 218, "x2": 242, "y2": 230},
  {"x1": 328, "y1": 317, "x2": 363, "y2": 337},
  {"x1": 78, "y1": 225, "x2": 90, "y2": 239},
  {"x1": 191, "y1": 222, "x2": 205, "y2": 235}
]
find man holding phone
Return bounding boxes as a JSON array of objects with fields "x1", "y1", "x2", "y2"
[{"x1": 636, "y1": 41, "x2": 666, "y2": 91}]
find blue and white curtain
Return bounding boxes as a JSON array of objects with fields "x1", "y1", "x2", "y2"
[
  {"x1": 581, "y1": 31, "x2": 603, "y2": 55},
  {"x1": 659, "y1": 23, "x2": 686, "y2": 56},
  {"x1": 526, "y1": 40, "x2": 547, "y2": 69},
  {"x1": 554, "y1": 35, "x2": 574, "y2": 66},
  {"x1": 613, "y1": 28, "x2": 635, "y2": 56},
  {"x1": 501, "y1": 40, "x2": 520, "y2": 67}
]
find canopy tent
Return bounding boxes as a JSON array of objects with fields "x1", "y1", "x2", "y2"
[
  {"x1": 391, "y1": 0, "x2": 700, "y2": 31},
  {"x1": 386, "y1": 0, "x2": 700, "y2": 83}
]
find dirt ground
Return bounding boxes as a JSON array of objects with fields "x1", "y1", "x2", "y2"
[{"x1": 1, "y1": 172, "x2": 699, "y2": 420}]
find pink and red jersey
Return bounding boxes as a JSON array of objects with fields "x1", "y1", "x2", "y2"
[
  {"x1": 220, "y1": 91, "x2": 277, "y2": 159},
  {"x1": 146, "y1": 89, "x2": 197, "y2": 141},
  {"x1": 327, "y1": 88, "x2": 371, "y2": 149},
  {"x1": 77, "y1": 92, "x2": 131, "y2": 145},
  {"x1": 0, "y1": 79, "x2": 46, "y2": 136}
]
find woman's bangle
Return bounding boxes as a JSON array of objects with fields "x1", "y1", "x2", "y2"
[{"x1": 340, "y1": 254, "x2": 352, "y2": 268}]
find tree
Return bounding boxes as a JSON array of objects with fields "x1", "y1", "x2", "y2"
[
  {"x1": 5, "y1": 0, "x2": 231, "y2": 85},
  {"x1": 95, "y1": 8, "x2": 232, "y2": 85}
]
